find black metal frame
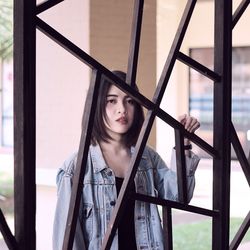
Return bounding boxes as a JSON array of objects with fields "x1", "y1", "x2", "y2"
[{"x1": 0, "y1": 0, "x2": 249, "y2": 249}]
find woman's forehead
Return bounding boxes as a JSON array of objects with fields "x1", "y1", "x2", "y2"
[{"x1": 107, "y1": 84, "x2": 128, "y2": 96}]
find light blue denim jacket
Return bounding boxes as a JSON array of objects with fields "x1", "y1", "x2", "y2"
[{"x1": 53, "y1": 144, "x2": 200, "y2": 250}]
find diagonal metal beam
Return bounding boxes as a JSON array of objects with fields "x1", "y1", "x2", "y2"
[
  {"x1": 177, "y1": 51, "x2": 221, "y2": 82},
  {"x1": 62, "y1": 70, "x2": 101, "y2": 250},
  {"x1": 153, "y1": 0, "x2": 197, "y2": 104},
  {"x1": 231, "y1": 122, "x2": 250, "y2": 187},
  {"x1": 36, "y1": 0, "x2": 64, "y2": 15},
  {"x1": 232, "y1": 0, "x2": 250, "y2": 29},
  {"x1": 126, "y1": 0, "x2": 144, "y2": 87},
  {"x1": 229, "y1": 210, "x2": 250, "y2": 250},
  {"x1": 101, "y1": 109, "x2": 156, "y2": 249},
  {"x1": 133, "y1": 193, "x2": 219, "y2": 217},
  {"x1": 0, "y1": 209, "x2": 18, "y2": 250}
]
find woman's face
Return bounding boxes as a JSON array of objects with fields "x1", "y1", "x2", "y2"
[{"x1": 104, "y1": 84, "x2": 135, "y2": 139}]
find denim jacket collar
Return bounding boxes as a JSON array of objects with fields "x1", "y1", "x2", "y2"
[
  {"x1": 89, "y1": 143, "x2": 147, "y2": 174},
  {"x1": 89, "y1": 144, "x2": 107, "y2": 174}
]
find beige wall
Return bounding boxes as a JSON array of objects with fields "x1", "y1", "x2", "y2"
[{"x1": 36, "y1": 0, "x2": 90, "y2": 172}]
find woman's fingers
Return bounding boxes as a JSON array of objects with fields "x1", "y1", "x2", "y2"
[{"x1": 178, "y1": 114, "x2": 200, "y2": 133}]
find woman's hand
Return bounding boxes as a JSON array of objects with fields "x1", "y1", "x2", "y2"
[
  {"x1": 178, "y1": 114, "x2": 200, "y2": 133},
  {"x1": 178, "y1": 114, "x2": 200, "y2": 156}
]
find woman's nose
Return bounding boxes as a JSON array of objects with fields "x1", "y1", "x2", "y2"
[{"x1": 118, "y1": 101, "x2": 126, "y2": 114}]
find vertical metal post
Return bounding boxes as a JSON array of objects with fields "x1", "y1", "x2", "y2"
[
  {"x1": 212, "y1": 0, "x2": 232, "y2": 249},
  {"x1": 163, "y1": 207, "x2": 173, "y2": 250},
  {"x1": 14, "y1": 0, "x2": 36, "y2": 249}
]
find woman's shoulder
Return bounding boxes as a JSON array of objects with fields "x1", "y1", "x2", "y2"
[
  {"x1": 143, "y1": 144, "x2": 160, "y2": 158},
  {"x1": 59, "y1": 151, "x2": 78, "y2": 175}
]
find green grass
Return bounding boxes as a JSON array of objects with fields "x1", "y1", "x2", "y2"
[
  {"x1": 173, "y1": 218, "x2": 250, "y2": 250},
  {"x1": 0, "y1": 168, "x2": 13, "y2": 197},
  {"x1": 0, "y1": 168, "x2": 14, "y2": 215}
]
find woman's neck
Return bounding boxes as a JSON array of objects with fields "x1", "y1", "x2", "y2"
[
  {"x1": 99, "y1": 139, "x2": 127, "y2": 154},
  {"x1": 99, "y1": 139, "x2": 131, "y2": 178}
]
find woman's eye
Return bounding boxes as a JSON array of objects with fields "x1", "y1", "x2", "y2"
[
  {"x1": 107, "y1": 99, "x2": 116, "y2": 104},
  {"x1": 127, "y1": 99, "x2": 135, "y2": 105}
]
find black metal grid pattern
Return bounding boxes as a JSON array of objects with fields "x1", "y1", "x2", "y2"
[{"x1": 0, "y1": 0, "x2": 249, "y2": 249}]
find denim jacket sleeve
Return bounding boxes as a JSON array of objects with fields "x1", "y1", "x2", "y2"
[
  {"x1": 52, "y1": 153, "x2": 86, "y2": 250},
  {"x1": 145, "y1": 146, "x2": 200, "y2": 203}
]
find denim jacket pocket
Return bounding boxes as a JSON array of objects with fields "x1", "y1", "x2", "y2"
[{"x1": 82, "y1": 203, "x2": 93, "y2": 243}]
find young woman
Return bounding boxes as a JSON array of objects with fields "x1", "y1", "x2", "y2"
[{"x1": 53, "y1": 71, "x2": 200, "y2": 250}]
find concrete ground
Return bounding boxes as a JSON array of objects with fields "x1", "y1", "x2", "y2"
[{"x1": 1, "y1": 158, "x2": 250, "y2": 249}]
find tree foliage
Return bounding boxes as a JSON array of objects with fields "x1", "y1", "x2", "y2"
[{"x1": 0, "y1": 0, "x2": 13, "y2": 60}]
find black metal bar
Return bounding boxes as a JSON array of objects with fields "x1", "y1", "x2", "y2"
[
  {"x1": 153, "y1": 0, "x2": 197, "y2": 104},
  {"x1": 212, "y1": 0, "x2": 232, "y2": 249},
  {"x1": 101, "y1": 110, "x2": 156, "y2": 250},
  {"x1": 126, "y1": 0, "x2": 144, "y2": 87},
  {"x1": 133, "y1": 193, "x2": 219, "y2": 217},
  {"x1": 163, "y1": 207, "x2": 173, "y2": 250},
  {"x1": 231, "y1": 122, "x2": 250, "y2": 187},
  {"x1": 0, "y1": 209, "x2": 18, "y2": 250},
  {"x1": 232, "y1": 0, "x2": 250, "y2": 29},
  {"x1": 62, "y1": 70, "x2": 101, "y2": 250},
  {"x1": 36, "y1": 0, "x2": 64, "y2": 15},
  {"x1": 174, "y1": 129, "x2": 188, "y2": 203},
  {"x1": 229, "y1": 210, "x2": 250, "y2": 250},
  {"x1": 177, "y1": 51, "x2": 221, "y2": 82},
  {"x1": 14, "y1": 0, "x2": 36, "y2": 249}
]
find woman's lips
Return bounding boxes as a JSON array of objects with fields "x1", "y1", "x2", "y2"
[{"x1": 116, "y1": 117, "x2": 128, "y2": 124}]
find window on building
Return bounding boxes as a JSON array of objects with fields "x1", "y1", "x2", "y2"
[
  {"x1": 1, "y1": 59, "x2": 13, "y2": 148},
  {"x1": 189, "y1": 46, "x2": 250, "y2": 158}
]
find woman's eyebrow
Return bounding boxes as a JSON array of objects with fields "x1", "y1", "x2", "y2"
[
  {"x1": 106, "y1": 94, "x2": 131, "y2": 98},
  {"x1": 106, "y1": 94, "x2": 118, "y2": 98}
]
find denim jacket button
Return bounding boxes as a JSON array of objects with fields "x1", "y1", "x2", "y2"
[
  {"x1": 110, "y1": 201, "x2": 116, "y2": 206},
  {"x1": 107, "y1": 170, "x2": 113, "y2": 176}
]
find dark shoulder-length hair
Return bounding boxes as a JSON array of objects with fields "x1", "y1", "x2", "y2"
[{"x1": 91, "y1": 70, "x2": 144, "y2": 147}]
